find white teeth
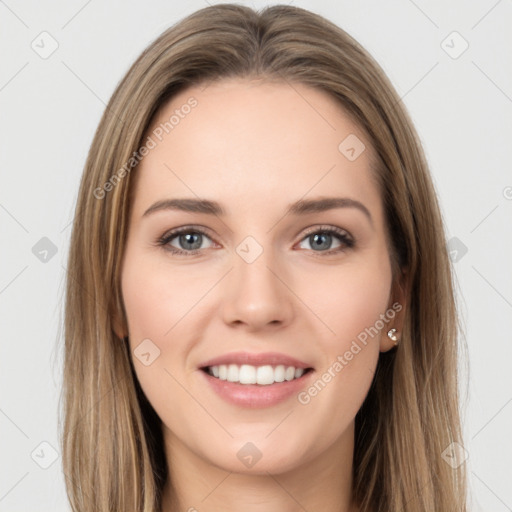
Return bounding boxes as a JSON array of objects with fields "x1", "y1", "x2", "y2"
[
  {"x1": 239, "y1": 364, "x2": 256, "y2": 384},
  {"x1": 256, "y1": 365, "x2": 274, "y2": 385},
  {"x1": 227, "y1": 364, "x2": 238, "y2": 382},
  {"x1": 274, "y1": 365, "x2": 285, "y2": 383},
  {"x1": 207, "y1": 364, "x2": 307, "y2": 385}
]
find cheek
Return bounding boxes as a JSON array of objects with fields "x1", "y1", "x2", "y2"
[
  {"x1": 121, "y1": 252, "x2": 216, "y2": 402},
  {"x1": 121, "y1": 253, "x2": 197, "y2": 417},
  {"x1": 301, "y1": 255, "x2": 392, "y2": 348},
  {"x1": 121, "y1": 253, "x2": 205, "y2": 340},
  {"x1": 294, "y1": 258, "x2": 391, "y2": 431},
  {"x1": 120, "y1": 252, "x2": 187, "y2": 406}
]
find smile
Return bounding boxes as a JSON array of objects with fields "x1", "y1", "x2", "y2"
[{"x1": 202, "y1": 364, "x2": 313, "y2": 385}]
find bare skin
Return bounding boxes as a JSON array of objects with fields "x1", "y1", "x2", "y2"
[{"x1": 119, "y1": 78, "x2": 406, "y2": 512}]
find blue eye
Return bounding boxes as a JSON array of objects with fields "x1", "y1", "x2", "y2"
[
  {"x1": 157, "y1": 225, "x2": 354, "y2": 256},
  {"x1": 298, "y1": 228, "x2": 354, "y2": 253},
  {"x1": 158, "y1": 229, "x2": 214, "y2": 255}
]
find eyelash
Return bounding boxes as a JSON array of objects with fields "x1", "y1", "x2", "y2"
[{"x1": 155, "y1": 224, "x2": 355, "y2": 257}]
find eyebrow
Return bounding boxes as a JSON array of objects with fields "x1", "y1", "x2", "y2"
[{"x1": 142, "y1": 196, "x2": 373, "y2": 226}]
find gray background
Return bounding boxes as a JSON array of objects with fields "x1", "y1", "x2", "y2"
[{"x1": 1, "y1": 0, "x2": 511, "y2": 510}]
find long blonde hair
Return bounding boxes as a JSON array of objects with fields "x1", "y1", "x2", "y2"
[{"x1": 60, "y1": 4, "x2": 468, "y2": 511}]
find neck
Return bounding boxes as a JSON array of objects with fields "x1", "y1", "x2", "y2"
[{"x1": 160, "y1": 422, "x2": 358, "y2": 512}]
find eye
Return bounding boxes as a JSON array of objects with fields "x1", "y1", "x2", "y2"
[
  {"x1": 297, "y1": 225, "x2": 354, "y2": 255},
  {"x1": 157, "y1": 226, "x2": 215, "y2": 256},
  {"x1": 156, "y1": 225, "x2": 355, "y2": 256}
]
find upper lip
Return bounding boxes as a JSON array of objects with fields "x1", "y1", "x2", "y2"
[{"x1": 199, "y1": 352, "x2": 313, "y2": 370}]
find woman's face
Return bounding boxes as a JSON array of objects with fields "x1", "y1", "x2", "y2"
[{"x1": 120, "y1": 78, "x2": 402, "y2": 475}]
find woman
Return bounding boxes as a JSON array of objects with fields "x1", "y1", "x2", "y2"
[{"x1": 61, "y1": 4, "x2": 468, "y2": 511}]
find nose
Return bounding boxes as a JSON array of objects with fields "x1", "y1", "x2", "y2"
[{"x1": 221, "y1": 245, "x2": 295, "y2": 332}]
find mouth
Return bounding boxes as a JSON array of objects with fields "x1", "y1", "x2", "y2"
[
  {"x1": 200, "y1": 364, "x2": 314, "y2": 386},
  {"x1": 198, "y1": 352, "x2": 315, "y2": 408},
  {"x1": 198, "y1": 351, "x2": 314, "y2": 386}
]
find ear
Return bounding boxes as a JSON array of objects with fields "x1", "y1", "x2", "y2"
[
  {"x1": 111, "y1": 297, "x2": 128, "y2": 340},
  {"x1": 380, "y1": 267, "x2": 408, "y2": 353},
  {"x1": 112, "y1": 313, "x2": 127, "y2": 340}
]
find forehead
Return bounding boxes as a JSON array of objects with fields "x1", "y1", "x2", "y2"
[{"x1": 131, "y1": 78, "x2": 382, "y2": 221}]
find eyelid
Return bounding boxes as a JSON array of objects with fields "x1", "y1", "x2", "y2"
[
  {"x1": 159, "y1": 224, "x2": 353, "y2": 242},
  {"x1": 159, "y1": 224, "x2": 216, "y2": 240},
  {"x1": 295, "y1": 224, "x2": 355, "y2": 254},
  {"x1": 157, "y1": 223, "x2": 355, "y2": 255},
  {"x1": 157, "y1": 224, "x2": 218, "y2": 252},
  {"x1": 299, "y1": 224, "x2": 353, "y2": 240}
]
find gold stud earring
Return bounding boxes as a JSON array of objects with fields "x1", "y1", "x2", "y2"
[{"x1": 387, "y1": 328, "x2": 399, "y2": 346}]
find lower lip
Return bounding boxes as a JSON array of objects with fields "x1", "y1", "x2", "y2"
[{"x1": 199, "y1": 369, "x2": 315, "y2": 408}]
